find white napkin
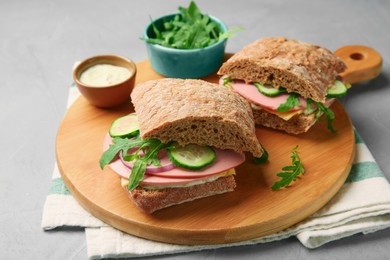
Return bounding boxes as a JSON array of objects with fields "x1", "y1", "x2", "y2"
[{"x1": 42, "y1": 87, "x2": 390, "y2": 259}]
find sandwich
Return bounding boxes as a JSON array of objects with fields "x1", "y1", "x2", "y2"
[
  {"x1": 218, "y1": 37, "x2": 348, "y2": 134},
  {"x1": 100, "y1": 78, "x2": 264, "y2": 213}
]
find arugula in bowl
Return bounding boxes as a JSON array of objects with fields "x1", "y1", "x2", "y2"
[{"x1": 143, "y1": 1, "x2": 241, "y2": 49}]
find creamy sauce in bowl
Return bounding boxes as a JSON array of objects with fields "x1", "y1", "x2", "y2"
[{"x1": 80, "y1": 64, "x2": 132, "y2": 87}]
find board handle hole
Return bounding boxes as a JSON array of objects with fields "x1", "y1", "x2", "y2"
[{"x1": 350, "y1": 52, "x2": 364, "y2": 60}]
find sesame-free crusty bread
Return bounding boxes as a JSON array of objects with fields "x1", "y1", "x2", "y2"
[
  {"x1": 252, "y1": 105, "x2": 316, "y2": 135},
  {"x1": 125, "y1": 175, "x2": 236, "y2": 213},
  {"x1": 218, "y1": 37, "x2": 346, "y2": 103},
  {"x1": 131, "y1": 78, "x2": 263, "y2": 158}
]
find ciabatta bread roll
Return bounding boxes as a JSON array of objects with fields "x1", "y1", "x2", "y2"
[
  {"x1": 218, "y1": 37, "x2": 347, "y2": 134},
  {"x1": 102, "y1": 78, "x2": 264, "y2": 213}
]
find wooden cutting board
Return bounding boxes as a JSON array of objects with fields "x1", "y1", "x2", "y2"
[{"x1": 56, "y1": 59, "x2": 357, "y2": 245}]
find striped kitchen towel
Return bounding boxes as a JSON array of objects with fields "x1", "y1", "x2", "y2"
[{"x1": 42, "y1": 87, "x2": 390, "y2": 259}]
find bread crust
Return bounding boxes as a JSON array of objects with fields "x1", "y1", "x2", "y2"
[
  {"x1": 218, "y1": 37, "x2": 346, "y2": 103},
  {"x1": 131, "y1": 78, "x2": 263, "y2": 157},
  {"x1": 128, "y1": 175, "x2": 236, "y2": 213}
]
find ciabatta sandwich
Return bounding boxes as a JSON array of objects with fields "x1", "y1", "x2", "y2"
[
  {"x1": 218, "y1": 37, "x2": 348, "y2": 134},
  {"x1": 100, "y1": 78, "x2": 264, "y2": 213}
]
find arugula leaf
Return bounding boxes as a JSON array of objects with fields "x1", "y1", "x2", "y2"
[
  {"x1": 315, "y1": 101, "x2": 336, "y2": 133},
  {"x1": 304, "y1": 98, "x2": 336, "y2": 133},
  {"x1": 150, "y1": 16, "x2": 163, "y2": 40},
  {"x1": 304, "y1": 98, "x2": 316, "y2": 115},
  {"x1": 128, "y1": 140, "x2": 172, "y2": 190},
  {"x1": 143, "y1": 1, "x2": 241, "y2": 49},
  {"x1": 99, "y1": 136, "x2": 173, "y2": 191},
  {"x1": 272, "y1": 145, "x2": 305, "y2": 190},
  {"x1": 128, "y1": 159, "x2": 147, "y2": 190},
  {"x1": 218, "y1": 27, "x2": 244, "y2": 41},
  {"x1": 139, "y1": 139, "x2": 168, "y2": 166},
  {"x1": 99, "y1": 136, "x2": 145, "y2": 169},
  {"x1": 277, "y1": 93, "x2": 301, "y2": 112}
]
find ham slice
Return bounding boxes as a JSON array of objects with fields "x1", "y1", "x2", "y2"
[
  {"x1": 230, "y1": 80, "x2": 307, "y2": 111},
  {"x1": 103, "y1": 134, "x2": 245, "y2": 185},
  {"x1": 221, "y1": 79, "x2": 336, "y2": 117}
]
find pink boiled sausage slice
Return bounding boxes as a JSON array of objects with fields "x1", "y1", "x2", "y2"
[
  {"x1": 230, "y1": 80, "x2": 307, "y2": 111},
  {"x1": 103, "y1": 134, "x2": 245, "y2": 185}
]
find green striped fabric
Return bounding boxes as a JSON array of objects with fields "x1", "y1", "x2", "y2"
[
  {"x1": 354, "y1": 130, "x2": 364, "y2": 144},
  {"x1": 49, "y1": 178, "x2": 71, "y2": 195},
  {"x1": 345, "y1": 162, "x2": 384, "y2": 183}
]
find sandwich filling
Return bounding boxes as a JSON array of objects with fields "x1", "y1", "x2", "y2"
[
  {"x1": 221, "y1": 76, "x2": 349, "y2": 132},
  {"x1": 100, "y1": 113, "x2": 246, "y2": 190}
]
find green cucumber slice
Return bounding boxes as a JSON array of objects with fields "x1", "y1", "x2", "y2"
[
  {"x1": 109, "y1": 114, "x2": 140, "y2": 138},
  {"x1": 326, "y1": 80, "x2": 348, "y2": 98},
  {"x1": 167, "y1": 143, "x2": 216, "y2": 170},
  {"x1": 254, "y1": 82, "x2": 286, "y2": 97}
]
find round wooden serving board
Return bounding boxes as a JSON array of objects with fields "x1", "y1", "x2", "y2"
[{"x1": 56, "y1": 59, "x2": 355, "y2": 245}]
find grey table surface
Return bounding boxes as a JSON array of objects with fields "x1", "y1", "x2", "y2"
[{"x1": 1, "y1": 0, "x2": 390, "y2": 259}]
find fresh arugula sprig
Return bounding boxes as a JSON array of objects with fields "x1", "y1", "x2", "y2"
[
  {"x1": 272, "y1": 145, "x2": 305, "y2": 190},
  {"x1": 99, "y1": 136, "x2": 145, "y2": 169},
  {"x1": 277, "y1": 93, "x2": 301, "y2": 112},
  {"x1": 99, "y1": 136, "x2": 172, "y2": 190},
  {"x1": 277, "y1": 93, "x2": 337, "y2": 133},
  {"x1": 144, "y1": 1, "x2": 242, "y2": 49},
  {"x1": 313, "y1": 100, "x2": 336, "y2": 133},
  {"x1": 304, "y1": 98, "x2": 316, "y2": 115},
  {"x1": 305, "y1": 98, "x2": 336, "y2": 133}
]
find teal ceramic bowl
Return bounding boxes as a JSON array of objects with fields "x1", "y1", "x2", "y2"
[{"x1": 143, "y1": 14, "x2": 228, "y2": 78}]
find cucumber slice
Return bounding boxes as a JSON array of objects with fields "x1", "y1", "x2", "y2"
[
  {"x1": 254, "y1": 82, "x2": 286, "y2": 97},
  {"x1": 167, "y1": 143, "x2": 216, "y2": 170},
  {"x1": 326, "y1": 80, "x2": 348, "y2": 98},
  {"x1": 109, "y1": 114, "x2": 140, "y2": 138}
]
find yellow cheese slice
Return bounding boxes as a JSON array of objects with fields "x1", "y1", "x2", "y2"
[
  {"x1": 251, "y1": 103, "x2": 305, "y2": 121},
  {"x1": 270, "y1": 109, "x2": 304, "y2": 121}
]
